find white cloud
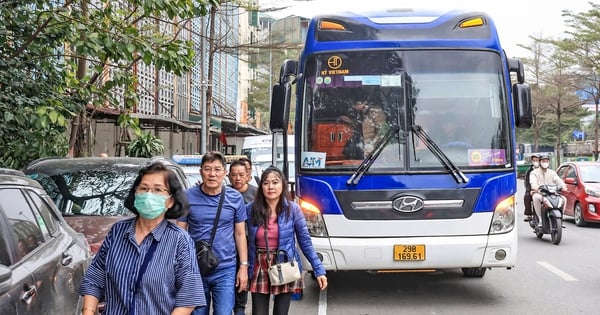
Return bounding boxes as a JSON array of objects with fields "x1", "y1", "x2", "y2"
[{"x1": 260, "y1": 0, "x2": 592, "y2": 57}]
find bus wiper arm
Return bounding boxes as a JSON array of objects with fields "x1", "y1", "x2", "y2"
[
  {"x1": 347, "y1": 126, "x2": 399, "y2": 185},
  {"x1": 412, "y1": 125, "x2": 468, "y2": 184}
]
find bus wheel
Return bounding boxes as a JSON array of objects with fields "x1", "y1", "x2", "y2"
[{"x1": 461, "y1": 267, "x2": 486, "y2": 277}]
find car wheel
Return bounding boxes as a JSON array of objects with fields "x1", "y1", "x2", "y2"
[{"x1": 574, "y1": 203, "x2": 587, "y2": 227}]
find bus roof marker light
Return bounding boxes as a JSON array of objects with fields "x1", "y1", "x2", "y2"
[
  {"x1": 458, "y1": 17, "x2": 485, "y2": 28},
  {"x1": 319, "y1": 20, "x2": 347, "y2": 31}
]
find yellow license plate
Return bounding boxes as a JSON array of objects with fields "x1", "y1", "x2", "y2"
[{"x1": 394, "y1": 244, "x2": 426, "y2": 261}]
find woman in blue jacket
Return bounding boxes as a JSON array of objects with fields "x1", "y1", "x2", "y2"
[{"x1": 246, "y1": 166, "x2": 327, "y2": 315}]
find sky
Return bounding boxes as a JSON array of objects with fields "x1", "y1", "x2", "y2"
[{"x1": 260, "y1": 0, "x2": 594, "y2": 58}]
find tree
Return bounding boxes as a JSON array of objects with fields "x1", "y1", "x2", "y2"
[
  {"x1": 0, "y1": 0, "x2": 217, "y2": 169},
  {"x1": 1, "y1": 1, "x2": 81, "y2": 169},
  {"x1": 518, "y1": 34, "x2": 587, "y2": 162},
  {"x1": 195, "y1": 1, "x2": 302, "y2": 140},
  {"x1": 560, "y1": 3, "x2": 600, "y2": 160}
]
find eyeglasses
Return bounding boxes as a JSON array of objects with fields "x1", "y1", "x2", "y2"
[
  {"x1": 136, "y1": 186, "x2": 170, "y2": 195},
  {"x1": 202, "y1": 167, "x2": 225, "y2": 174}
]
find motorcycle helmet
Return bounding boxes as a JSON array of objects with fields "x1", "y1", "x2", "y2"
[{"x1": 538, "y1": 153, "x2": 550, "y2": 168}]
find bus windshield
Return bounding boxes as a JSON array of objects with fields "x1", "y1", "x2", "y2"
[{"x1": 301, "y1": 50, "x2": 511, "y2": 172}]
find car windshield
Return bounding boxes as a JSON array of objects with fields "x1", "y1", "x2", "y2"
[
  {"x1": 32, "y1": 169, "x2": 137, "y2": 216},
  {"x1": 579, "y1": 165, "x2": 600, "y2": 183}
]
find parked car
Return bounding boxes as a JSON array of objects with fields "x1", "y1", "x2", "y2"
[
  {"x1": 22, "y1": 156, "x2": 190, "y2": 254},
  {"x1": 557, "y1": 161, "x2": 600, "y2": 226},
  {"x1": 0, "y1": 168, "x2": 91, "y2": 315}
]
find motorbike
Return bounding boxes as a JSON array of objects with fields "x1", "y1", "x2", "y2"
[{"x1": 529, "y1": 184, "x2": 565, "y2": 245}]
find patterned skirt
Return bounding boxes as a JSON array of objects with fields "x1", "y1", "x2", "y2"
[{"x1": 248, "y1": 249, "x2": 304, "y2": 295}]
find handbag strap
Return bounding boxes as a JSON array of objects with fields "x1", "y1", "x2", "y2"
[
  {"x1": 129, "y1": 238, "x2": 158, "y2": 315},
  {"x1": 264, "y1": 227, "x2": 271, "y2": 266},
  {"x1": 207, "y1": 184, "x2": 226, "y2": 246}
]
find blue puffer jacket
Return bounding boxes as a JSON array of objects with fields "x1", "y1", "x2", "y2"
[{"x1": 246, "y1": 200, "x2": 326, "y2": 278}]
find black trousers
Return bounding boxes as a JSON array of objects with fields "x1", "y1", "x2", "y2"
[
  {"x1": 523, "y1": 190, "x2": 532, "y2": 215},
  {"x1": 234, "y1": 289, "x2": 248, "y2": 315},
  {"x1": 251, "y1": 292, "x2": 292, "y2": 315}
]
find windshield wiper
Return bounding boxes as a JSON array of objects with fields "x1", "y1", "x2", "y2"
[
  {"x1": 347, "y1": 126, "x2": 400, "y2": 185},
  {"x1": 411, "y1": 125, "x2": 468, "y2": 184}
]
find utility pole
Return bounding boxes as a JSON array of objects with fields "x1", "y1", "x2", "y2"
[{"x1": 201, "y1": 80, "x2": 210, "y2": 155}]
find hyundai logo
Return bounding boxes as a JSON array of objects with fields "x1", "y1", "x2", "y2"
[{"x1": 392, "y1": 196, "x2": 425, "y2": 213}]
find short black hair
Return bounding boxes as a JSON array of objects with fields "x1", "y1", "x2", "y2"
[
  {"x1": 124, "y1": 162, "x2": 189, "y2": 219},
  {"x1": 238, "y1": 156, "x2": 252, "y2": 168},
  {"x1": 201, "y1": 151, "x2": 226, "y2": 168},
  {"x1": 229, "y1": 159, "x2": 247, "y2": 172}
]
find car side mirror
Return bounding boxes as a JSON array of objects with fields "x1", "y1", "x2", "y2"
[
  {"x1": 0, "y1": 264, "x2": 12, "y2": 283},
  {"x1": 564, "y1": 178, "x2": 577, "y2": 185}
]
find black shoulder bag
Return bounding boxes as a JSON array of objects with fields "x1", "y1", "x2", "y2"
[{"x1": 195, "y1": 185, "x2": 226, "y2": 275}]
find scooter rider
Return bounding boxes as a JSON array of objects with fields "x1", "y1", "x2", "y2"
[
  {"x1": 529, "y1": 153, "x2": 566, "y2": 227},
  {"x1": 523, "y1": 154, "x2": 540, "y2": 222}
]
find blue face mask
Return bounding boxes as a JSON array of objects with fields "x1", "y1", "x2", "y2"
[{"x1": 134, "y1": 193, "x2": 169, "y2": 219}]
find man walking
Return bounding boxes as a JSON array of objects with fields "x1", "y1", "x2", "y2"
[
  {"x1": 177, "y1": 151, "x2": 248, "y2": 315},
  {"x1": 228, "y1": 159, "x2": 257, "y2": 315}
]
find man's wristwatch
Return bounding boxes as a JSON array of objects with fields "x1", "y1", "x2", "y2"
[{"x1": 240, "y1": 261, "x2": 249, "y2": 266}]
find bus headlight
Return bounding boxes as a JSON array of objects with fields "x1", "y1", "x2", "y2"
[
  {"x1": 299, "y1": 199, "x2": 329, "y2": 237},
  {"x1": 490, "y1": 196, "x2": 515, "y2": 234}
]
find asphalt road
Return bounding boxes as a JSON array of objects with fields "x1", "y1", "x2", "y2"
[{"x1": 283, "y1": 178, "x2": 600, "y2": 315}]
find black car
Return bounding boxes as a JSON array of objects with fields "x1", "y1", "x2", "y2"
[
  {"x1": 22, "y1": 156, "x2": 190, "y2": 255},
  {"x1": 0, "y1": 168, "x2": 91, "y2": 315}
]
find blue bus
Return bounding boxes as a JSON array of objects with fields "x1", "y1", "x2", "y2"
[{"x1": 270, "y1": 9, "x2": 532, "y2": 277}]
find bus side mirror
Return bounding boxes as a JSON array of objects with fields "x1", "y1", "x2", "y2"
[
  {"x1": 513, "y1": 83, "x2": 532, "y2": 128},
  {"x1": 279, "y1": 60, "x2": 298, "y2": 84},
  {"x1": 270, "y1": 83, "x2": 291, "y2": 132},
  {"x1": 508, "y1": 58, "x2": 525, "y2": 84}
]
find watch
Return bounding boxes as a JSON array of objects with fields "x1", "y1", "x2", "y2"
[{"x1": 240, "y1": 261, "x2": 249, "y2": 266}]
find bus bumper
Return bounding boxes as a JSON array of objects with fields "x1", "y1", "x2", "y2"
[{"x1": 300, "y1": 230, "x2": 517, "y2": 272}]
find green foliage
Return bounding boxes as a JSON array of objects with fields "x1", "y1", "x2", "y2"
[
  {"x1": 0, "y1": 1, "x2": 80, "y2": 169},
  {"x1": 127, "y1": 131, "x2": 165, "y2": 158},
  {"x1": 248, "y1": 43, "x2": 301, "y2": 130},
  {"x1": 0, "y1": 0, "x2": 218, "y2": 168}
]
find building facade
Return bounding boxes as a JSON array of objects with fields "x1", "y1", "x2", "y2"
[{"x1": 90, "y1": 2, "x2": 266, "y2": 158}]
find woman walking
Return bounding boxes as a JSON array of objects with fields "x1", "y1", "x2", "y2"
[{"x1": 246, "y1": 166, "x2": 327, "y2": 315}]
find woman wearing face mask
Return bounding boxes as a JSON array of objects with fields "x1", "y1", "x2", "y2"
[{"x1": 79, "y1": 162, "x2": 206, "y2": 315}]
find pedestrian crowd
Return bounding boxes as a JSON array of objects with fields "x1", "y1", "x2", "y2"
[{"x1": 79, "y1": 151, "x2": 327, "y2": 315}]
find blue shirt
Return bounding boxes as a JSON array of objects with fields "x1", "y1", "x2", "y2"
[
  {"x1": 79, "y1": 218, "x2": 205, "y2": 314},
  {"x1": 179, "y1": 185, "x2": 246, "y2": 270}
]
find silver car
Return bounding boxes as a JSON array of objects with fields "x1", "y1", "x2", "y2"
[{"x1": 0, "y1": 168, "x2": 91, "y2": 315}]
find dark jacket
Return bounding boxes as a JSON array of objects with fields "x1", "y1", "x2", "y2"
[
  {"x1": 245, "y1": 200, "x2": 326, "y2": 278},
  {"x1": 524, "y1": 166, "x2": 535, "y2": 192}
]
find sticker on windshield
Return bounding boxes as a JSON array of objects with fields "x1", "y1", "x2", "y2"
[
  {"x1": 301, "y1": 152, "x2": 326, "y2": 169},
  {"x1": 468, "y1": 149, "x2": 506, "y2": 166}
]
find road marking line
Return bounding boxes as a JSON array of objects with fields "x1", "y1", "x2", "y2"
[
  {"x1": 537, "y1": 261, "x2": 578, "y2": 281},
  {"x1": 318, "y1": 288, "x2": 327, "y2": 315}
]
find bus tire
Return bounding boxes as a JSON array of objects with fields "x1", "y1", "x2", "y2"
[{"x1": 461, "y1": 267, "x2": 486, "y2": 277}]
